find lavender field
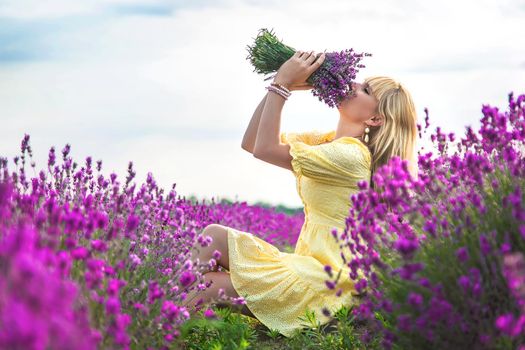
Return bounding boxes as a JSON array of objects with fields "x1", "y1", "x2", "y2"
[{"x1": 1, "y1": 91, "x2": 524, "y2": 349}]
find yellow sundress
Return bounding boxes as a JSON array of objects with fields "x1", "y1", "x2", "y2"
[{"x1": 222, "y1": 129, "x2": 372, "y2": 338}]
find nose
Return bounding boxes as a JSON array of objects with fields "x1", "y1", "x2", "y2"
[{"x1": 351, "y1": 82, "x2": 361, "y2": 90}]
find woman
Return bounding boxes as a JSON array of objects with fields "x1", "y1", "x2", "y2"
[{"x1": 181, "y1": 50, "x2": 419, "y2": 337}]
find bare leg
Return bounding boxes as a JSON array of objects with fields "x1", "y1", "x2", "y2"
[
  {"x1": 181, "y1": 271, "x2": 257, "y2": 319},
  {"x1": 189, "y1": 224, "x2": 231, "y2": 273}
]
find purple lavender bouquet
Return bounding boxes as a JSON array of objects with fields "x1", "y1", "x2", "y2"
[{"x1": 246, "y1": 28, "x2": 372, "y2": 108}]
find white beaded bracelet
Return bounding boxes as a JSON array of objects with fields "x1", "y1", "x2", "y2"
[
  {"x1": 265, "y1": 85, "x2": 290, "y2": 100},
  {"x1": 266, "y1": 86, "x2": 289, "y2": 99},
  {"x1": 270, "y1": 82, "x2": 291, "y2": 95},
  {"x1": 267, "y1": 83, "x2": 290, "y2": 95}
]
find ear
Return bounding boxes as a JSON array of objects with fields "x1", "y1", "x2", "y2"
[{"x1": 369, "y1": 115, "x2": 384, "y2": 127}]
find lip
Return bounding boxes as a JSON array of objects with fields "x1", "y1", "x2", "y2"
[{"x1": 345, "y1": 87, "x2": 357, "y2": 100}]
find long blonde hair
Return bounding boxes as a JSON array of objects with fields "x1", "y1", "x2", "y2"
[{"x1": 363, "y1": 76, "x2": 419, "y2": 190}]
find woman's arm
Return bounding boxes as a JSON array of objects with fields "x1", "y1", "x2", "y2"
[
  {"x1": 241, "y1": 73, "x2": 316, "y2": 154},
  {"x1": 241, "y1": 92, "x2": 269, "y2": 153},
  {"x1": 252, "y1": 89, "x2": 295, "y2": 172}
]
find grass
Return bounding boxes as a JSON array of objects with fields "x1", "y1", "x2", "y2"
[
  {"x1": 174, "y1": 298, "x2": 382, "y2": 350},
  {"x1": 172, "y1": 244, "x2": 383, "y2": 349}
]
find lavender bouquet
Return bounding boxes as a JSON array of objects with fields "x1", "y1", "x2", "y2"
[{"x1": 246, "y1": 28, "x2": 372, "y2": 108}]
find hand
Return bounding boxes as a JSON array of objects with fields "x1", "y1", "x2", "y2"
[{"x1": 273, "y1": 50, "x2": 326, "y2": 91}]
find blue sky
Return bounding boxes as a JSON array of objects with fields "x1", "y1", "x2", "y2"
[{"x1": 1, "y1": 0, "x2": 524, "y2": 207}]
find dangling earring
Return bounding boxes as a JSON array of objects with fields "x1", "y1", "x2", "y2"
[{"x1": 363, "y1": 125, "x2": 370, "y2": 144}]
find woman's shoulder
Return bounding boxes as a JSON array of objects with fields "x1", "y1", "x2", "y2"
[
  {"x1": 280, "y1": 129, "x2": 336, "y2": 146},
  {"x1": 320, "y1": 136, "x2": 372, "y2": 170}
]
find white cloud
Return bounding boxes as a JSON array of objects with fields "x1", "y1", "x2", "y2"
[
  {"x1": 0, "y1": 0, "x2": 524, "y2": 207},
  {"x1": 0, "y1": 0, "x2": 96, "y2": 19}
]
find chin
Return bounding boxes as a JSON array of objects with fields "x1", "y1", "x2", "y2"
[{"x1": 337, "y1": 100, "x2": 349, "y2": 111}]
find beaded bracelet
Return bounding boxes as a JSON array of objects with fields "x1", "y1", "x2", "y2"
[
  {"x1": 270, "y1": 82, "x2": 291, "y2": 95},
  {"x1": 266, "y1": 85, "x2": 290, "y2": 100},
  {"x1": 266, "y1": 86, "x2": 288, "y2": 100},
  {"x1": 266, "y1": 83, "x2": 291, "y2": 98},
  {"x1": 267, "y1": 85, "x2": 289, "y2": 96},
  {"x1": 269, "y1": 82, "x2": 291, "y2": 95}
]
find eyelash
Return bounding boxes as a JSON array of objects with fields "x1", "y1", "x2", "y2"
[{"x1": 364, "y1": 87, "x2": 369, "y2": 94}]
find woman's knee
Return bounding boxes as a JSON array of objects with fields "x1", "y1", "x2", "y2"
[
  {"x1": 203, "y1": 224, "x2": 227, "y2": 237},
  {"x1": 202, "y1": 224, "x2": 230, "y2": 270}
]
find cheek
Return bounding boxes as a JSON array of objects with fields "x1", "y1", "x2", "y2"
[
  {"x1": 339, "y1": 95, "x2": 368, "y2": 115},
  {"x1": 346, "y1": 97, "x2": 366, "y2": 112}
]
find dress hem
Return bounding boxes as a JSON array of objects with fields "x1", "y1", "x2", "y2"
[{"x1": 225, "y1": 225, "x2": 359, "y2": 338}]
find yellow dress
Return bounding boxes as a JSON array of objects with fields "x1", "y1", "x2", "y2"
[{"x1": 222, "y1": 129, "x2": 372, "y2": 338}]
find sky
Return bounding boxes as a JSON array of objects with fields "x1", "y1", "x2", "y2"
[{"x1": 1, "y1": 0, "x2": 524, "y2": 208}]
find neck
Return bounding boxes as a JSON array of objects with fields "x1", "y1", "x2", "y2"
[{"x1": 334, "y1": 118, "x2": 365, "y2": 140}]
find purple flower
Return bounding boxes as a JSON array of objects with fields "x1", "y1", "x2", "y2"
[
  {"x1": 394, "y1": 262, "x2": 424, "y2": 280},
  {"x1": 179, "y1": 271, "x2": 196, "y2": 288},
  {"x1": 71, "y1": 246, "x2": 89, "y2": 260},
  {"x1": 407, "y1": 292, "x2": 423, "y2": 308},
  {"x1": 495, "y1": 313, "x2": 515, "y2": 336},
  {"x1": 500, "y1": 242, "x2": 512, "y2": 254},
  {"x1": 203, "y1": 308, "x2": 217, "y2": 319},
  {"x1": 247, "y1": 29, "x2": 372, "y2": 108},
  {"x1": 105, "y1": 297, "x2": 121, "y2": 315},
  {"x1": 458, "y1": 275, "x2": 470, "y2": 293},
  {"x1": 456, "y1": 247, "x2": 469, "y2": 263},
  {"x1": 397, "y1": 314, "x2": 412, "y2": 332},
  {"x1": 419, "y1": 277, "x2": 431, "y2": 289},
  {"x1": 322, "y1": 307, "x2": 331, "y2": 317},
  {"x1": 90, "y1": 239, "x2": 107, "y2": 252},
  {"x1": 161, "y1": 300, "x2": 180, "y2": 322},
  {"x1": 129, "y1": 254, "x2": 141, "y2": 268},
  {"x1": 212, "y1": 250, "x2": 222, "y2": 260},
  {"x1": 325, "y1": 280, "x2": 336, "y2": 290},
  {"x1": 47, "y1": 147, "x2": 56, "y2": 167},
  {"x1": 324, "y1": 264, "x2": 333, "y2": 277},
  {"x1": 479, "y1": 234, "x2": 492, "y2": 254},
  {"x1": 148, "y1": 281, "x2": 164, "y2": 304},
  {"x1": 107, "y1": 278, "x2": 125, "y2": 297},
  {"x1": 355, "y1": 278, "x2": 368, "y2": 293},
  {"x1": 394, "y1": 237, "x2": 419, "y2": 258},
  {"x1": 309, "y1": 49, "x2": 372, "y2": 108}
]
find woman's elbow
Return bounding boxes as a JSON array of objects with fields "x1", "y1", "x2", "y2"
[{"x1": 241, "y1": 142, "x2": 254, "y2": 154}]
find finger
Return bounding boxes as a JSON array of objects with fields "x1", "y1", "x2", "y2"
[
  {"x1": 295, "y1": 50, "x2": 306, "y2": 59},
  {"x1": 305, "y1": 50, "x2": 317, "y2": 65},
  {"x1": 299, "y1": 50, "x2": 312, "y2": 60},
  {"x1": 308, "y1": 52, "x2": 326, "y2": 72},
  {"x1": 302, "y1": 50, "x2": 314, "y2": 61},
  {"x1": 293, "y1": 50, "x2": 302, "y2": 58}
]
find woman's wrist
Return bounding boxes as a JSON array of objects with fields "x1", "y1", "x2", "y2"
[
  {"x1": 272, "y1": 79, "x2": 291, "y2": 90},
  {"x1": 266, "y1": 85, "x2": 290, "y2": 100}
]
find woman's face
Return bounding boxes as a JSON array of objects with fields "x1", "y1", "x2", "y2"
[{"x1": 337, "y1": 81, "x2": 379, "y2": 123}]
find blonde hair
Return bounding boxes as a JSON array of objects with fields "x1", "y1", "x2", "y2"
[{"x1": 362, "y1": 76, "x2": 419, "y2": 190}]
